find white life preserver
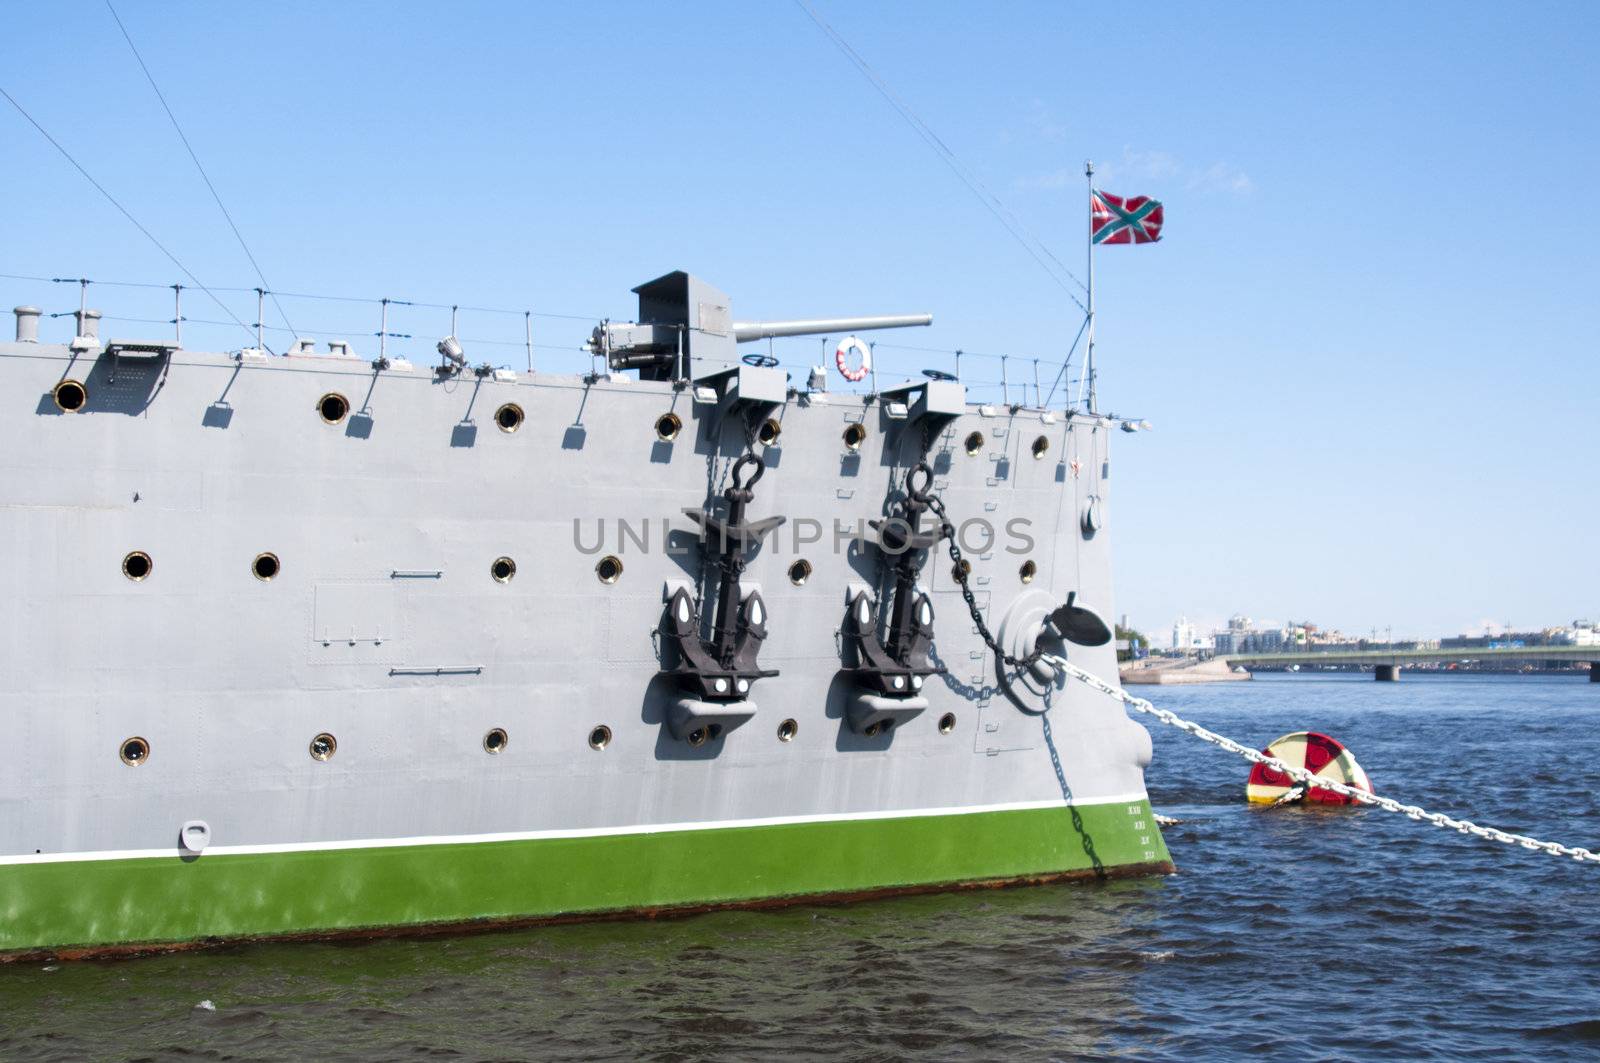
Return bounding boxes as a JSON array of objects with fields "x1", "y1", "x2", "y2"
[{"x1": 835, "y1": 336, "x2": 871, "y2": 382}]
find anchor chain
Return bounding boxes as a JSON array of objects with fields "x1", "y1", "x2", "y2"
[
  {"x1": 920, "y1": 481, "x2": 1044, "y2": 672},
  {"x1": 1037, "y1": 651, "x2": 1600, "y2": 865}
]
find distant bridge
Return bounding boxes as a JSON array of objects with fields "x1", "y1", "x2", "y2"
[{"x1": 1222, "y1": 645, "x2": 1600, "y2": 681}]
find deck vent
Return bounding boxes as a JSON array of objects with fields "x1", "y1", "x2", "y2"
[
  {"x1": 14, "y1": 306, "x2": 40, "y2": 343},
  {"x1": 71, "y1": 308, "x2": 101, "y2": 351}
]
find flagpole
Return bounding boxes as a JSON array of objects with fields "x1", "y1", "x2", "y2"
[{"x1": 1084, "y1": 159, "x2": 1096, "y2": 413}]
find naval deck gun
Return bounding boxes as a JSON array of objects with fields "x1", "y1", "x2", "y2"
[{"x1": 591, "y1": 271, "x2": 931, "y2": 380}]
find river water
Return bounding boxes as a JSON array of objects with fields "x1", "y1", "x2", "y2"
[{"x1": 3, "y1": 673, "x2": 1598, "y2": 1060}]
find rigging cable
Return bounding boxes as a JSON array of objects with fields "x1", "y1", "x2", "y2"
[
  {"x1": 791, "y1": 0, "x2": 1088, "y2": 312},
  {"x1": 0, "y1": 86, "x2": 260, "y2": 348},
  {"x1": 103, "y1": 0, "x2": 298, "y2": 343}
]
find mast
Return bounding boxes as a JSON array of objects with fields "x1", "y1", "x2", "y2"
[{"x1": 1085, "y1": 159, "x2": 1097, "y2": 413}]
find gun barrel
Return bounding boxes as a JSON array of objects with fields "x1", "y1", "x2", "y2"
[{"x1": 731, "y1": 314, "x2": 932, "y2": 343}]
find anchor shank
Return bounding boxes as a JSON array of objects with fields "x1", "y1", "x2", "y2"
[
  {"x1": 885, "y1": 504, "x2": 927, "y2": 659},
  {"x1": 710, "y1": 490, "x2": 749, "y2": 665}
]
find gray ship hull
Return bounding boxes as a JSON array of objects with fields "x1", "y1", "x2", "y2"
[{"x1": 0, "y1": 323, "x2": 1167, "y2": 957}]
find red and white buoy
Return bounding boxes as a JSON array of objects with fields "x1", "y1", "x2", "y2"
[
  {"x1": 834, "y1": 335, "x2": 871, "y2": 382},
  {"x1": 1246, "y1": 731, "x2": 1372, "y2": 806}
]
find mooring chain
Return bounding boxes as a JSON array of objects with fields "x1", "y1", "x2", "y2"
[
  {"x1": 922, "y1": 489, "x2": 1044, "y2": 672},
  {"x1": 1036, "y1": 652, "x2": 1600, "y2": 865}
]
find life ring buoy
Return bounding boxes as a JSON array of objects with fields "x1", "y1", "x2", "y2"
[{"x1": 835, "y1": 336, "x2": 871, "y2": 382}]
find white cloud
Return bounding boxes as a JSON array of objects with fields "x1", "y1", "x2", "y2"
[
  {"x1": 1025, "y1": 99, "x2": 1070, "y2": 142},
  {"x1": 998, "y1": 99, "x2": 1071, "y2": 149},
  {"x1": 1086, "y1": 146, "x2": 1254, "y2": 196},
  {"x1": 1115, "y1": 148, "x2": 1181, "y2": 181},
  {"x1": 1010, "y1": 145, "x2": 1254, "y2": 197},
  {"x1": 1191, "y1": 161, "x2": 1254, "y2": 194},
  {"x1": 1012, "y1": 167, "x2": 1079, "y2": 191}
]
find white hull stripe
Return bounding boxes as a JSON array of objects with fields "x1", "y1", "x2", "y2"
[{"x1": 0, "y1": 792, "x2": 1152, "y2": 867}]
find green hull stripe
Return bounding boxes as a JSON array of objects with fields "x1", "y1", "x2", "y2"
[{"x1": 0, "y1": 801, "x2": 1170, "y2": 953}]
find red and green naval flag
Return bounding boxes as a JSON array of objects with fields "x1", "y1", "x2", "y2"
[{"x1": 1090, "y1": 190, "x2": 1164, "y2": 245}]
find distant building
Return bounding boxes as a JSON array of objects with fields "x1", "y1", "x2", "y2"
[
  {"x1": 1171, "y1": 616, "x2": 1210, "y2": 654},
  {"x1": 1172, "y1": 616, "x2": 1193, "y2": 651},
  {"x1": 1554, "y1": 621, "x2": 1600, "y2": 647},
  {"x1": 1445, "y1": 629, "x2": 1561, "y2": 650},
  {"x1": 1249, "y1": 628, "x2": 1285, "y2": 653},
  {"x1": 1214, "y1": 617, "x2": 1287, "y2": 656}
]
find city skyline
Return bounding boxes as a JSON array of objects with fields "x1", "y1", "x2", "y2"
[{"x1": 1158, "y1": 611, "x2": 1599, "y2": 652}]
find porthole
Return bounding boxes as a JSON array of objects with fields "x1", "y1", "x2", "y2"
[
  {"x1": 318, "y1": 392, "x2": 350, "y2": 425},
  {"x1": 119, "y1": 736, "x2": 150, "y2": 766},
  {"x1": 53, "y1": 379, "x2": 87, "y2": 413},
  {"x1": 495, "y1": 403, "x2": 525, "y2": 433},
  {"x1": 788, "y1": 559, "x2": 812, "y2": 586},
  {"x1": 595, "y1": 555, "x2": 623, "y2": 584},
  {"x1": 309, "y1": 733, "x2": 337, "y2": 761},
  {"x1": 777, "y1": 718, "x2": 798, "y2": 743},
  {"x1": 483, "y1": 727, "x2": 509, "y2": 754},
  {"x1": 842, "y1": 423, "x2": 867, "y2": 451},
  {"x1": 588, "y1": 725, "x2": 612, "y2": 750},
  {"x1": 1031, "y1": 435, "x2": 1050, "y2": 459},
  {"x1": 252, "y1": 552, "x2": 280, "y2": 582},
  {"x1": 655, "y1": 412, "x2": 682, "y2": 442},
  {"x1": 938, "y1": 713, "x2": 957, "y2": 735},
  {"x1": 122, "y1": 550, "x2": 153, "y2": 582},
  {"x1": 758, "y1": 417, "x2": 782, "y2": 445},
  {"x1": 964, "y1": 430, "x2": 984, "y2": 455},
  {"x1": 491, "y1": 556, "x2": 517, "y2": 583},
  {"x1": 951, "y1": 558, "x2": 971, "y2": 584},
  {"x1": 687, "y1": 727, "x2": 709, "y2": 748},
  {"x1": 1019, "y1": 559, "x2": 1037, "y2": 584}
]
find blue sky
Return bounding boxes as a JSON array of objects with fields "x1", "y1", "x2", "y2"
[{"x1": 4, "y1": 1, "x2": 1596, "y2": 640}]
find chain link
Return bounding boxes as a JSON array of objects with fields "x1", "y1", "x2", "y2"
[
  {"x1": 925, "y1": 494, "x2": 1044, "y2": 671},
  {"x1": 1037, "y1": 652, "x2": 1600, "y2": 865}
]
